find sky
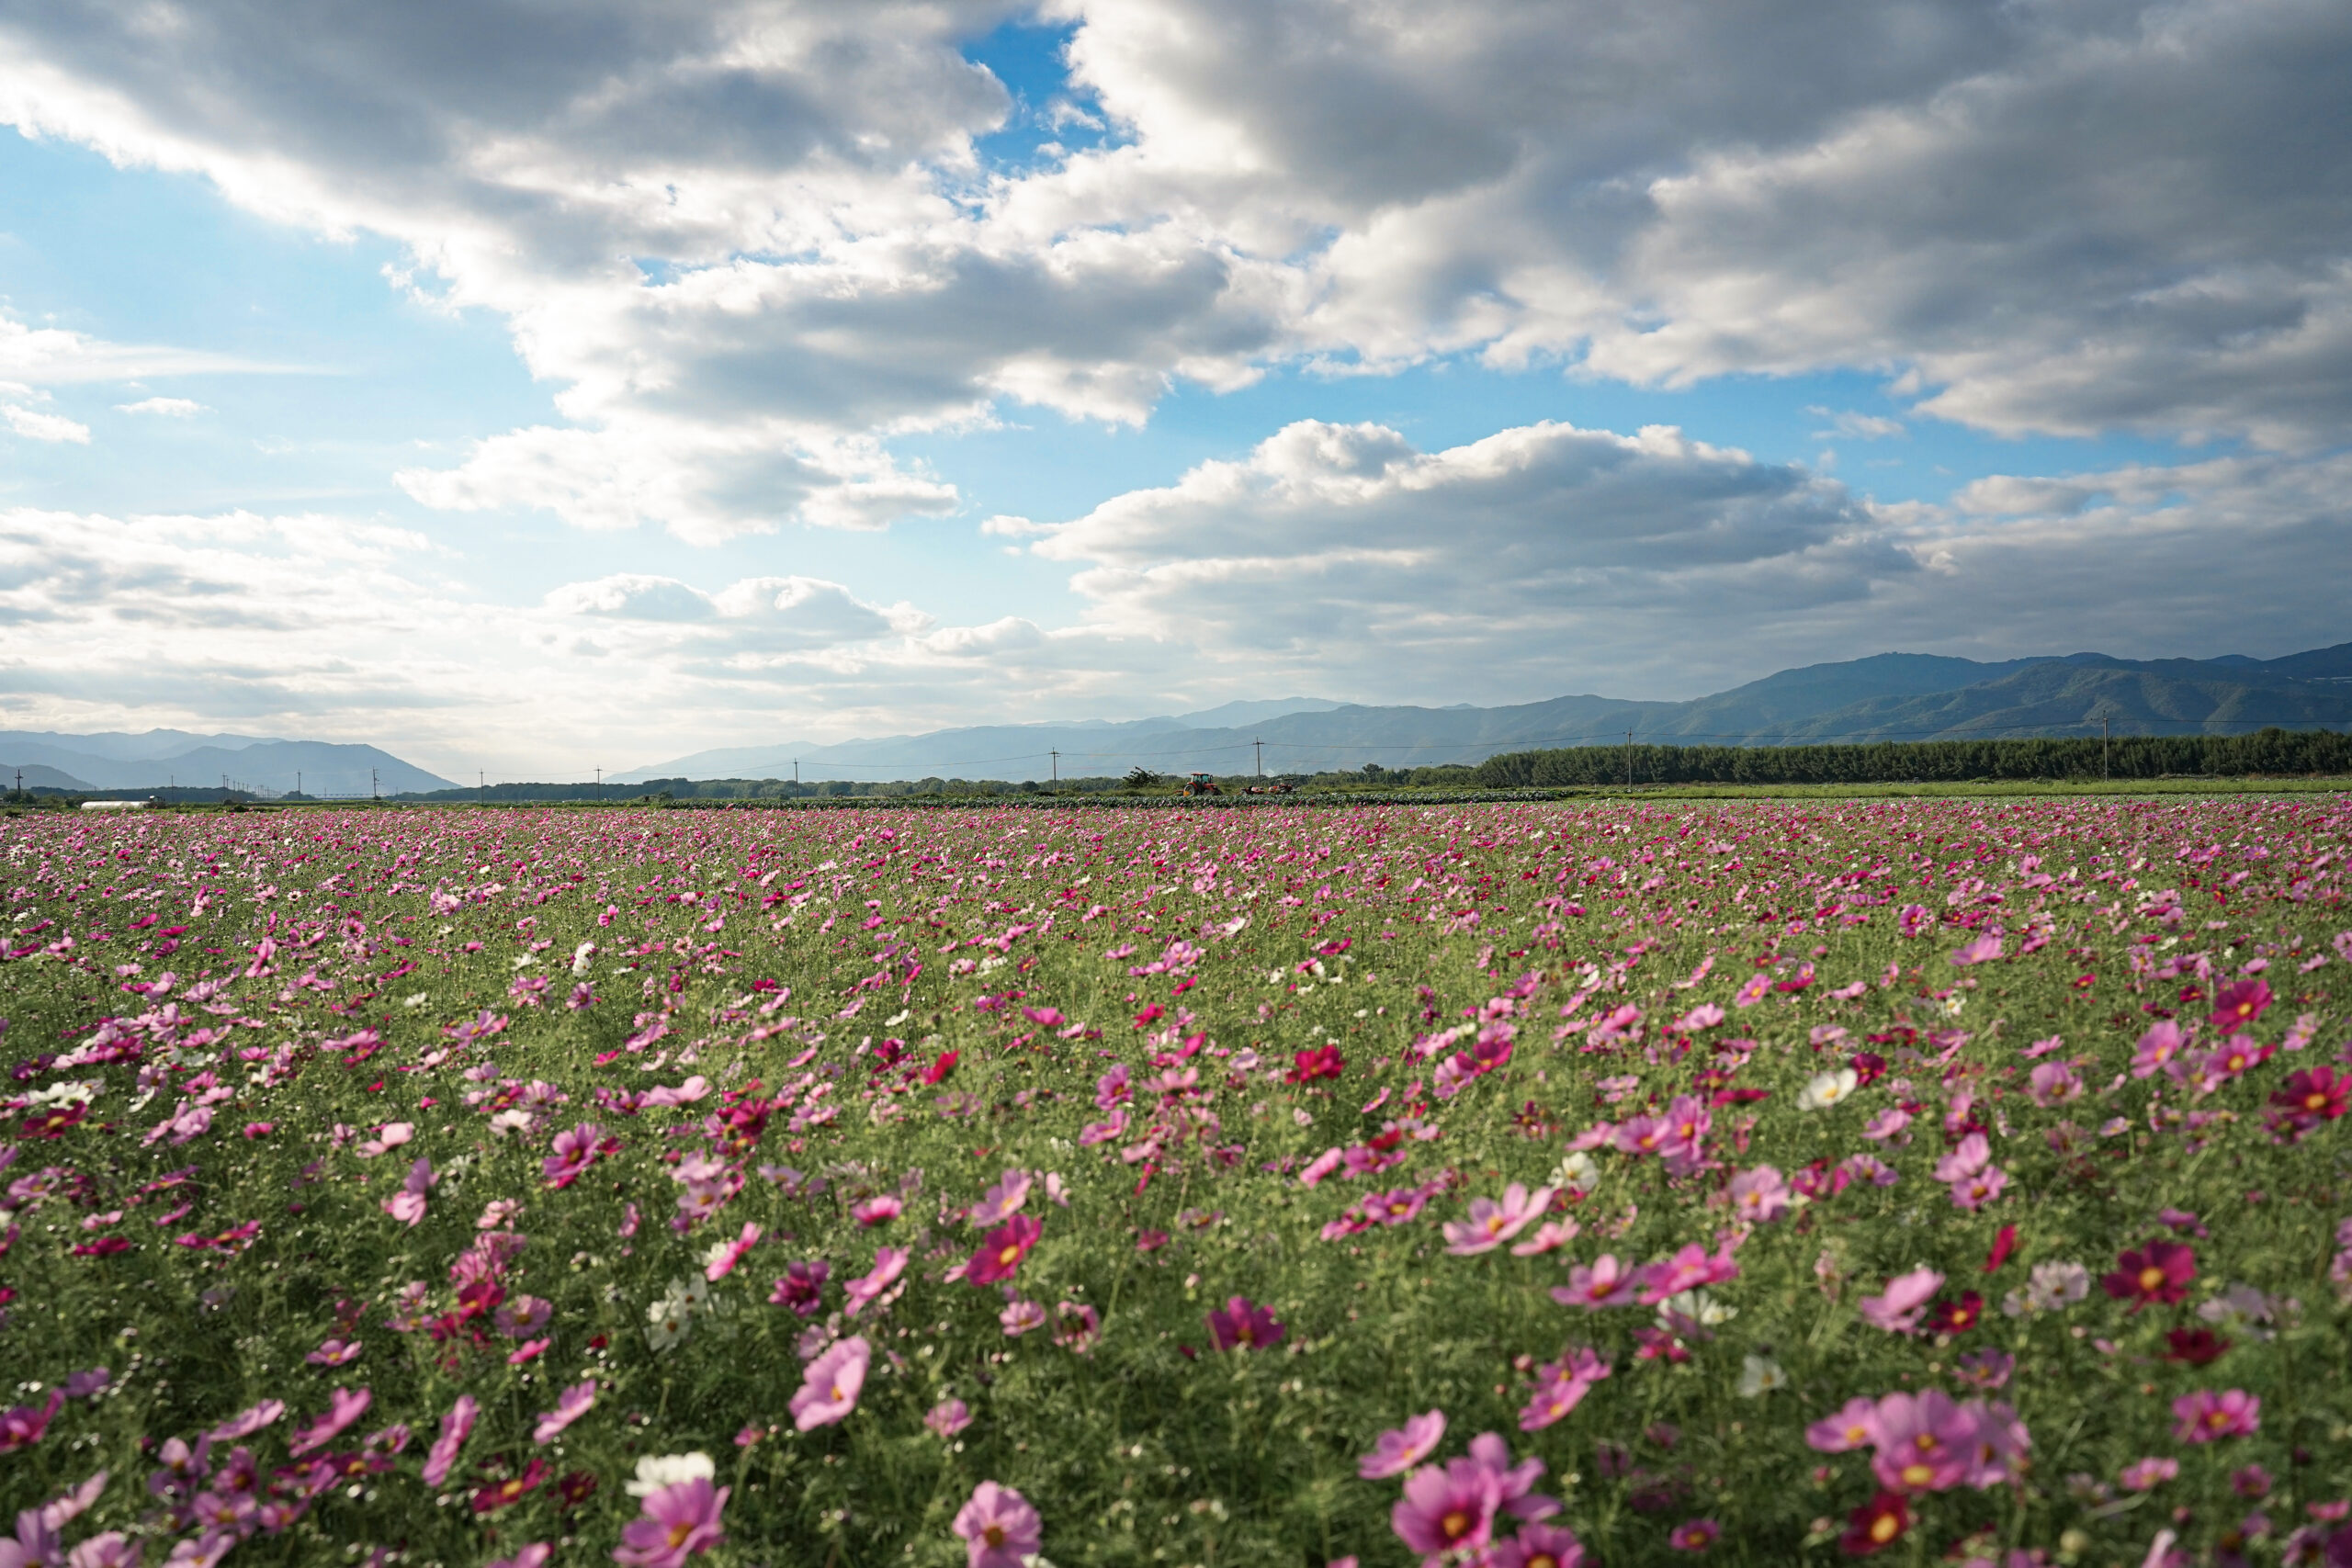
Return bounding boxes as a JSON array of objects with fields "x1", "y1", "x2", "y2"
[{"x1": 1, "y1": 0, "x2": 2346, "y2": 783}]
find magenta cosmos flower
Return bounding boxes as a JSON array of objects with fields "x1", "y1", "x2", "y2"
[
  {"x1": 424, "y1": 1394, "x2": 481, "y2": 1486},
  {"x1": 611, "y1": 1476, "x2": 728, "y2": 1566},
  {"x1": 1494, "y1": 1521, "x2": 1586, "y2": 1568},
  {"x1": 964, "y1": 1214, "x2": 1042, "y2": 1286},
  {"x1": 1866, "y1": 1391, "x2": 1980, "y2": 1494},
  {"x1": 2173, "y1": 1388, "x2": 2260, "y2": 1443},
  {"x1": 844, "y1": 1247, "x2": 909, "y2": 1318},
  {"x1": 1550, "y1": 1254, "x2": 1641, "y2": 1309},
  {"x1": 789, "y1": 1337, "x2": 870, "y2": 1431},
  {"x1": 1392, "y1": 1462, "x2": 1503, "y2": 1558},
  {"x1": 953, "y1": 1481, "x2": 1043, "y2": 1568},
  {"x1": 1359, "y1": 1409, "x2": 1446, "y2": 1479},
  {"x1": 1204, "y1": 1294, "x2": 1285, "y2": 1351}
]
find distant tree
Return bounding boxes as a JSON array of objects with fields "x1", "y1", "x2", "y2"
[{"x1": 1125, "y1": 766, "x2": 1161, "y2": 790}]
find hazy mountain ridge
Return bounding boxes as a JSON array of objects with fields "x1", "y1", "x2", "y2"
[
  {"x1": 615, "y1": 641, "x2": 2352, "y2": 783},
  {"x1": 0, "y1": 730, "x2": 456, "y2": 795}
]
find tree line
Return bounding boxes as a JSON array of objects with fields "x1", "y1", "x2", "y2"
[{"x1": 1472, "y1": 727, "x2": 2352, "y2": 786}]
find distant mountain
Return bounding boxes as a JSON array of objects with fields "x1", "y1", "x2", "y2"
[
  {"x1": 616, "y1": 642, "x2": 2352, "y2": 784},
  {"x1": 1, "y1": 762, "x2": 96, "y2": 791},
  {"x1": 0, "y1": 729, "x2": 455, "y2": 795}
]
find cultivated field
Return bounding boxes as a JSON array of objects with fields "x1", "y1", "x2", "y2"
[{"x1": 3, "y1": 798, "x2": 2348, "y2": 1567}]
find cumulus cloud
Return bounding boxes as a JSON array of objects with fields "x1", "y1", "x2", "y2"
[
  {"x1": 115, "y1": 396, "x2": 207, "y2": 416},
  {"x1": 1015, "y1": 420, "x2": 2352, "y2": 701},
  {"x1": 6, "y1": 0, "x2": 2346, "y2": 536}
]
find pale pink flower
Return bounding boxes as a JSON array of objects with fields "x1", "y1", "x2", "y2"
[
  {"x1": 1443, "y1": 1185, "x2": 1555, "y2": 1255},
  {"x1": 1358, "y1": 1409, "x2": 1446, "y2": 1479},
  {"x1": 852, "y1": 1196, "x2": 902, "y2": 1226},
  {"x1": 382, "y1": 1156, "x2": 435, "y2": 1226},
  {"x1": 1393, "y1": 1461, "x2": 1504, "y2": 1556},
  {"x1": 2173, "y1": 1389, "x2": 2260, "y2": 1443},
  {"x1": 843, "y1": 1247, "x2": 909, "y2": 1318},
  {"x1": 1552, "y1": 1255, "x2": 1642, "y2": 1309},
  {"x1": 1504, "y1": 1217, "x2": 1575, "y2": 1258},
  {"x1": 999, "y1": 1299, "x2": 1048, "y2": 1337},
  {"x1": 1859, "y1": 1269, "x2": 1944, "y2": 1334},
  {"x1": 288, "y1": 1387, "x2": 370, "y2": 1457},
  {"x1": 955, "y1": 1481, "x2": 1043, "y2": 1568},
  {"x1": 533, "y1": 1380, "x2": 596, "y2": 1444},
  {"x1": 703, "y1": 1222, "x2": 761, "y2": 1282},
  {"x1": 1726, "y1": 1167, "x2": 1789, "y2": 1224},
  {"x1": 925, "y1": 1398, "x2": 973, "y2": 1438},
  {"x1": 789, "y1": 1337, "x2": 869, "y2": 1431},
  {"x1": 424, "y1": 1395, "x2": 479, "y2": 1487},
  {"x1": 612, "y1": 1477, "x2": 727, "y2": 1566},
  {"x1": 969, "y1": 1170, "x2": 1033, "y2": 1227}
]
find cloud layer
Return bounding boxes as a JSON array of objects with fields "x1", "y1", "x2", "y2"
[{"x1": 9, "y1": 0, "x2": 2349, "y2": 537}]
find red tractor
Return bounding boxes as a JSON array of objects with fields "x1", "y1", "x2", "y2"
[{"x1": 1181, "y1": 773, "x2": 1221, "y2": 796}]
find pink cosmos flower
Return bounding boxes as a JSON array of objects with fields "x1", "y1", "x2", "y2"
[
  {"x1": 969, "y1": 1170, "x2": 1034, "y2": 1226},
  {"x1": 2173, "y1": 1388, "x2": 2260, "y2": 1443},
  {"x1": 1859, "y1": 1269, "x2": 1944, "y2": 1334},
  {"x1": 288, "y1": 1387, "x2": 371, "y2": 1457},
  {"x1": 1552, "y1": 1255, "x2": 1641, "y2": 1309},
  {"x1": 1933, "y1": 1134, "x2": 1991, "y2": 1185},
  {"x1": 1726, "y1": 1166, "x2": 1789, "y2": 1224},
  {"x1": 1867, "y1": 1391, "x2": 1979, "y2": 1493},
  {"x1": 1442, "y1": 1184, "x2": 1555, "y2": 1255},
  {"x1": 423, "y1": 1395, "x2": 480, "y2": 1487},
  {"x1": 533, "y1": 1379, "x2": 596, "y2": 1444},
  {"x1": 1392, "y1": 1462, "x2": 1504, "y2": 1558},
  {"x1": 1861, "y1": 1108, "x2": 1913, "y2": 1144},
  {"x1": 704, "y1": 1222, "x2": 762, "y2": 1282},
  {"x1": 611, "y1": 1476, "x2": 728, "y2": 1566},
  {"x1": 1359, "y1": 1409, "x2": 1447, "y2": 1479},
  {"x1": 378, "y1": 1155, "x2": 436, "y2": 1227},
  {"x1": 999, "y1": 1299, "x2": 1048, "y2": 1337},
  {"x1": 1518, "y1": 1350, "x2": 1609, "y2": 1432},
  {"x1": 1466, "y1": 1431, "x2": 1560, "y2": 1521},
  {"x1": 925, "y1": 1399, "x2": 973, "y2": 1438},
  {"x1": 1805, "y1": 1396, "x2": 1881, "y2": 1453},
  {"x1": 2132, "y1": 1021, "x2": 2187, "y2": 1078},
  {"x1": 790, "y1": 1337, "x2": 871, "y2": 1431},
  {"x1": 207, "y1": 1399, "x2": 285, "y2": 1446},
  {"x1": 1494, "y1": 1521, "x2": 1587, "y2": 1568},
  {"x1": 963, "y1": 1215, "x2": 1041, "y2": 1287},
  {"x1": 1668, "y1": 1518, "x2": 1720, "y2": 1551},
  {"x1": 1511, "y1": 1220, "x2": 1581, "y2": 1257},
  {"x1": 306, "y1": 1338, "x2": 362, "y2": 1367},
  {"x1": 2210, "y1": 977, "x2": 2272, "y2": 1032},
  {"x1": 1205, "y1": 1295, "x2": 1285, "y2": 1351},
  {"x1": 542, "y1": 1122, "x2": 612, "y2": 1190},
  {"x1": 1299, "y1": 1147, "x2": 1345, "y2": 1187},
  {"x1": 954, "y1": 1481, "x2": 1043, "y2": 1568},
  {"x1": 1949, "y1": 934, "x2": 2002, "y2": 966},
  {"x1": 852, "y1": 1196, "x2": 902, "y2": 1226},
  {"x1": 844, "y1": 1247, "x2": 909, "y2": 1318},
  {"x1": 2120, "y1": 1457, "x2": 2179, "y2": 1491},
  {"x1": 1637, "y1": 1244, "x2": 1738, "y2": 1305},
  {"x1": 1948, "y1": 1166, "x2": 2009, "y2": 1212}
]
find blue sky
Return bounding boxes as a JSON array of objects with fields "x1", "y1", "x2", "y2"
[{"x1": 0, "y1": 0, "x2": 2342, "y2": 777}]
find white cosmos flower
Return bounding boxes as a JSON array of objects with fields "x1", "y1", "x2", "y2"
[
  {"x1": 1551, "y1": 1152, "x2": 1600, "y2": 1194},
  {"x1": 1737, "y1": 1355, "x2": 1788, "y2": 1397},
  {"x1": 1798, "y1": 1068, "x2": 1860, "y2": 1111},
  {"x1": 626, "y1": 1452, "x2": 715, "y2": 1497}
]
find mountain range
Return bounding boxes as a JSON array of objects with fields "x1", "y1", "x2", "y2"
[
  {"x1": 613, "y1": 642, "x2": 2352, "y2": 784},
  {"x1": 9, "y1": 642, "x2": 2346, "y2": 795},
  {"x1": 0, "y1": 730, "x2": 456, "y2": 796}
]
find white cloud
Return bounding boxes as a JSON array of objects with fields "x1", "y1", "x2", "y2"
[
  {"x1": 1805, "y1": 408, "x2": 1905, "y2": 442},
  {"x1": 115, "y1": 396, "x2": 207, "y2": 417},
  {"x1": 2, "y1": 402, "x2": 89, "y2": 443},
  {"x1": 6, "y1": 0, "x2": 2346, "y2": 531}
]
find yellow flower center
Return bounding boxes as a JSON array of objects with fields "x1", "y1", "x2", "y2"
[
  {"x1": 1442, "y1": 1509, "x2": 1472, "y2": 1540},
  {"x1": 984, "y1": 1524, "x2": 1007, "y2": 1548},
  {"x1": 2138, "y1": 1265, "x2": 2165, "y2": 1292},
  {"x1": 1871, "y1": 1513, "x2": 1901, "y2": 1544}
]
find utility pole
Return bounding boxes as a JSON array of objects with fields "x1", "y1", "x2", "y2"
[
  {"x1": 371, "y1": 768, "x2": 379, "y2": 801},
  {"x1": 2102, "y1": 718, "x2": 2109, "y2": 783},
  {"x1": 594, "y1": 766, "x2": 602, "y2": 802},
  {"x1": 1254, "y1": 739, "x2": 1263, "y2": 776},
  {"x1": 1625, "y1": 730, "x2": 1634, "y2": 790},
  {"x1": 295, "y1": 771, "x2": 301, "y2": 798},
  {"x1": 1049, "y1": 749, "x2": 1060, "y2": 787}
]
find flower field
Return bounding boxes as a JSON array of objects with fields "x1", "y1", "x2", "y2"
[{"x1": 3, "y1": 795, "x2": 2350, "y2": 1568}]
